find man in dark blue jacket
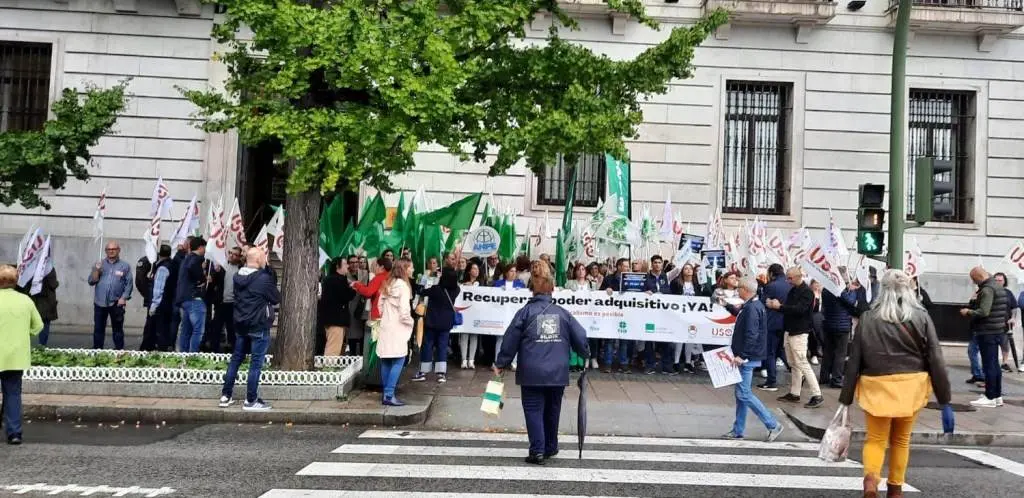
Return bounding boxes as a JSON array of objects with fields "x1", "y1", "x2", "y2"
[
  {"x1": 175, "y1": 237, "x2": 208, "y2": 352},
  {"x1": 495, "y1": 271, "x2": 589, "y2": 465},
  {"x1": 724, "y1": 276, "x2": 784, "y2": 441},
  {"x1": 219, "y1": 247, "x2": 279, "y2": 411},
  {"x1": 643, "y1": 255, "x2": 672, "y2": 375},
  {"x1": 820, "y1": 282, "x2": 868, "y2": 388},
  {"x1": 758, "y1": 264, "x2": 790, "y2": 391}
]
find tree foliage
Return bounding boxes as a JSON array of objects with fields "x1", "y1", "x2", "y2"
[
  {"x1": 185, "y1": 0, "x2": 728, "y2": 195},
  {"x1": 0, "y1": 82, "x2": 129, "y2": 209}
]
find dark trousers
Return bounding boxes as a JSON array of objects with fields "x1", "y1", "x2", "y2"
[
  {"x1": 1, "y1": 370, "x2": 23, "y2": 439},
  {"x1": 93, "y1": 304, "x2": 126, "y2": 350},
  {"x1": 978, "y1": 333, "x2": 1004, "y2": 400},
  {"x1": 205, "y1": 302, "x2": 235, "y2": 353},
  {"x1": 765, "y1": 329, "x2": 785, "y2": 385},
  {"x1": 521, "y1": 385, "x2": 565, "y2": 456},
  {"x1": 169, "y1": 305, "x2": 181, "y2": 351},
  {"x1": 644, "y1": 342, "x2": 672, "y2": 372},
  {"x1": 820, "y1": 329, "x2": 850, "y2": 385}
]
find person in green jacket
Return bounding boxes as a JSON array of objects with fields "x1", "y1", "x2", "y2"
[{"x1": 0, "y1": 264, "x2": 44, "y2": 445}]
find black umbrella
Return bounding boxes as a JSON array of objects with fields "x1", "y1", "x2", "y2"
[{"x1": 577, "y1": 369, "x2": 588, "y2": 459}]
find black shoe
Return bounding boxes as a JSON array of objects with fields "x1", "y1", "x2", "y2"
[
  {"x1": 805, "y1": 396, "x2": 825, "y2": 408},
  {"x1": 1002, "y1": 364, "x2": 1013, "y2": 373},
  {"x1": 777, "y1": 393, "x2": 801, "y2": 403},
  {"x1": 7, "y1": 435, "x2": 22, "y2": 445},
  {"x1": 827, "y1": 382, "x2": 843, "y2": 389},
  {"x1": 966, "y1": 376, "x2": 983, "y2": 384},
  {"x1": 525, "y1": 454, "x2": 545, "y2": 465},
  {"x1": 543, "y1": 450, "x2": 559, "y2": 459},
  {"x1": 758, "y1": 383, "x2": 779, "y2": 392}
]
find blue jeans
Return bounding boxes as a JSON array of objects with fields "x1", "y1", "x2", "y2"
[
  {"x1": 220, "y1": 326, "x2": 270, "y2": 403},
  {"x1": 968, "y1": 336, "x2": 983, "y2": 379},
  {"x1": 380, "y1": 357, "x2": 406, "y2": 400},
  {"x1": 93, "y1": 304, "x2": 126, "y2": 349},
  {"x1": 602, "y1": 340, "x2": 634, "y2": 367},
  {"x1": 37, "y1": 320, "x2": 51, "y2": 347},
  {"x1": 1, "y1": 370, "x2": 23, "y2": 439},
  {"x1": 733, "y1": 361, "x2": 780, "y2": 437},
  {"x1": 178, "y1": 299, "x2": 207, "y2": 353},
  {"x1": 521, "y1": 385, "x2": 565, "y2": 456},
  {"x1": 978, "y1": 334, "x2": 1004, "y2": 400},
  {"x1": 765, "y1": 329, "x2": 786, "y2": 385},
  {"x1": 420, "y1": 327, "x2": 451, "y2": 374}
]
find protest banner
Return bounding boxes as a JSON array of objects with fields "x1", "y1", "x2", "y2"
[
  {"x1": 451, "y1": 286, "x2": 735, "y2": 345},
  {"x1": 702, "y1": 346, "x2": 743, "y2": 388}
]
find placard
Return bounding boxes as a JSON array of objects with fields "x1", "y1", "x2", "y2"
[
  {"x1": 679, "y1": 233, "x2": 705, "y2": 253},
  {"x1": 621, "y1": 272, "x2": 647, "y2": 293},
  {"x1": 702, "y1": 346, "x2": 743, "y2": 388}
]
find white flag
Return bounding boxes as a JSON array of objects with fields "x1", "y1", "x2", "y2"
[
  {"x1": 766, "y1": 229, "x2": 790, "y2": 267},
  {"x1": 207, "y1": 198, "x2": 228, "y2": 268},
  {"x1": 542, "y1": 210, "x2": 555, "y2": 239},
  {"x1": 1003, "y1": 240, "x2": 1024, "y2": 282},
  {"x1": 93, "y1": 189, "x2": 107, "y2": 243},
  {"x1": 904, "y1": 239, "x2": 926, "y2": 279},
  {"x1": 30, "y1": 235, "x2": 52, "y2": 296},
  {"x1": 826, "y1": 209, "x2": 850, "y2": 261},
  {"x1": 227, "y1": 198, "x2": 248, "y2": 248},
  {"x1": 149, "y1": 177, "x2": 172, "y2": 218},
  {"x1": 171, "y1": 194, "x2": 199, "y2": 248},
  {"x1": 17, "y1": 228, "x2": 45, "y2": 288},
  {"x1": 706, "y1": 212, "x2": 725, "y2": 249},
  {"x1": 264, "y1": 207, "x2": 286, "y2": 258},
  {"x1": 253, "y1": 224, "x2": 271, "y2": 254},
  {"x1": 319, "y1": 246, "x2": 330, "y2": 269},
  {"x1": 800, "y1": 241, "x2": 845, "y2": 297},
  {"x1": 143, "y1": 198, "x2": 165, "y2": 263},
  {"x1": 659, "y1": 193, "x2": 674, "y2": 242},
  {"x1": 787, "y1": 227, "x2": 812, "y2": 264}
]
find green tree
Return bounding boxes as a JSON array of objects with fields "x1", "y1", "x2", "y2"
[
  {"x1": 0, "y1": 83, "x2": 129, "y2": 209},
  {"x1": 184, "y1": 0, "x2": 727, "y2": 370}
]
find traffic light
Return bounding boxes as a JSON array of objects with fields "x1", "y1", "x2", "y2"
[
  {"x1": 857, "y1": 183, "x2": 885, "y2": 256},
  {"x1": 914, "y1": 157, "x2": 954, "y2": 224}
]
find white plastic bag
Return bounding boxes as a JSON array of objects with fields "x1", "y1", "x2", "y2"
[
  {"x1": 818, "y1": 405, "x2": 852, "y2": 462},
  {"x1": 480, "y1": 376, "x2": 505, "y2": 417}
]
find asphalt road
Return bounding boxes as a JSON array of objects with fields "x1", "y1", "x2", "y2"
[{"x1": 1, "y1": 421, "x2": 1022, "y2": 497}]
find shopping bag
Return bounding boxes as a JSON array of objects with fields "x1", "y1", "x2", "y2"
[
  {"x1": 480, "y1": 375, "x2": 505, "y2": 417},
  {"x1": 818, "y1": 405, "x2": 852, "y2": 462}
]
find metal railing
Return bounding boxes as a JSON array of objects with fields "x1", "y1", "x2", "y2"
[{"x1": 898, "y1": 0, "x2": 1024, "y2": 11}]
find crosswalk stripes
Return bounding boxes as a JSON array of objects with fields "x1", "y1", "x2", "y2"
[
  {"x1": 944, "y1": 449, "x2": 1024, "y2": 479},
  {"x1": 260, "y1": 429, "x2": 920, "y2": 496}
]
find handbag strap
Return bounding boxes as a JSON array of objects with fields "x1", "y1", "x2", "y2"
[{"x1": 897, "y1": 321, "x2": 928, "y2": 366}]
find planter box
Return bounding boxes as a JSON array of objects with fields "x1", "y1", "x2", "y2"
[{"x1": 23, "y1": 354, "x2": 362, "y2": 401}]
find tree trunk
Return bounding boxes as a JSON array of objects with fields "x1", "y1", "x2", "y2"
[{"x1": 276, "y1": 175, "x2": 321, "y2": 371}]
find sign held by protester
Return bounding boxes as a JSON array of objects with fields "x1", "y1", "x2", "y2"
[
  {"x1": 702, "y1": 346, "x2": 743, "y2": 388},
  {"x1": 462, "y1": 226, "x2": 500, "y2": 257},
  {"x1": 451, "y1": 286, "x2": 735, "y2": 345}
]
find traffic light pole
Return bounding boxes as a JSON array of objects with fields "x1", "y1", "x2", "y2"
[{"x1": 887, "y1": 0, "x2": 912, "y2": 270}]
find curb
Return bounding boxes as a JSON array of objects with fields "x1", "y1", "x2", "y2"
[
  {"x1": 782, "y1": 408, "x2": 1024, "y2": 448},
  {"x1": 23, "y1": 395, "x2": 434, "y2": 428}
]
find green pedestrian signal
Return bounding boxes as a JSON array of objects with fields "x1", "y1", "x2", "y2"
[{"x1": 858, "y1": 230, "x2": 884, "y2": 255}]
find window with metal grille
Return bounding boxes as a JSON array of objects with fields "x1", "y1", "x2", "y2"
[
  {"x1": 536, "y1": 154, "x2": 606, "y2": 208},
  {"x1": 0, "y1": 41, "x2": 52, "y2": 133},
  {"x1": 906, "y1": 89, "x2": 975, "y2": 223},
  {"x1": 721, "y1": 81, "x2": 792, "y2": 215}
]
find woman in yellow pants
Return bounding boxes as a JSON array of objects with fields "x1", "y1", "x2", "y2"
[{"x1": 839, "y1": 269, "x2": 951, "y2": 498}]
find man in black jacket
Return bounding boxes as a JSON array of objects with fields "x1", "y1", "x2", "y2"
[
  {"x1": 766, "y1": 267, "x2": 823, "y2": 408},
  {"x1": 175, "y1": 237, "x2": 208, "y2": 353},
  {"x1": 963, "y1": 267, "x2": 1011, "y2": 408},
  {"x1": 219, "y1": 247, "x2": 280, "y2": 411}
]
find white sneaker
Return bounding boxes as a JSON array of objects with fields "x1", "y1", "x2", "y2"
[
  {"x1": 591, "y1": 359, "x2": 599, "y2": 369},
  {"x1": 776, "y1": 359, "x2": 785, "y2": 367},
  {"x1": 511, "y1": 363, "x2": 517, "y2": 371},
  {"x1": 461, "y1": 360, "x2": 469, "y2": 369},
  {"x1": 810, "y1": 357, "x2": 819, "y2": 365},
  {"x1": 242, "y1": 399, "x2": 272, "y2": 411},
  {"x1": 218, "y1": 396, "x2": 233, "y2": 408},
  {"x1": 760, "y1": 369, "x2": 768, "y2": 379},
  {"x1": 970, "y1": 396, "x2": 1001, "y2": 408},
  {"x1": 468, "y1": 361, "x2": 476, "y2": 369}
]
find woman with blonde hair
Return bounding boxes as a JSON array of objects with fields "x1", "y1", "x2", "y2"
[
  {"x1": 377, "y1": 258, "x2": 415, "y2": 406},
  {"x1": 0, "y1": 265, "x2": 44, "y2": 445},
  {"x1": 839, "y1": 269, "x2": 951, "y2": 498}
]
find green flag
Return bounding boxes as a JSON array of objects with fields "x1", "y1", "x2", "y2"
[
  {"x1": 318, "y1": 195, "x2": 346, "y2": 258},
  {"x1": 555, "y1": 229, "x2": 567, "y2": 287},
  {"x1": 419, "y1": 193, "x2": 482, "y2": 234},
  {"x1": 361, "y1": 222, "x2": 385, "y2": 258},
  {"x1": 359, "y1": 193, "x2": 386, "y2": 231},
  {"x1": 393, "y1": 192, "x2": 407, "y2": 235},
  {"x1": 605, "y1": 153, "x2": 631, "y2": 218},
  {"x1": 498, "y1": 213, "x2": 517, "y2": 263},
  {"x1": 422, "y1": 225, "x2": 445, "y2": 272}
]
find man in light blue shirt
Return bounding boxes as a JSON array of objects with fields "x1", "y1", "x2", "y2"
[{"x1": 87, "y1": 241, "x2": 133, "y2": 349}]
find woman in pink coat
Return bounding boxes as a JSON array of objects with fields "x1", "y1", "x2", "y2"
[{"x1": 377, "y1": 258, "x2": 415, "y2": 406}]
